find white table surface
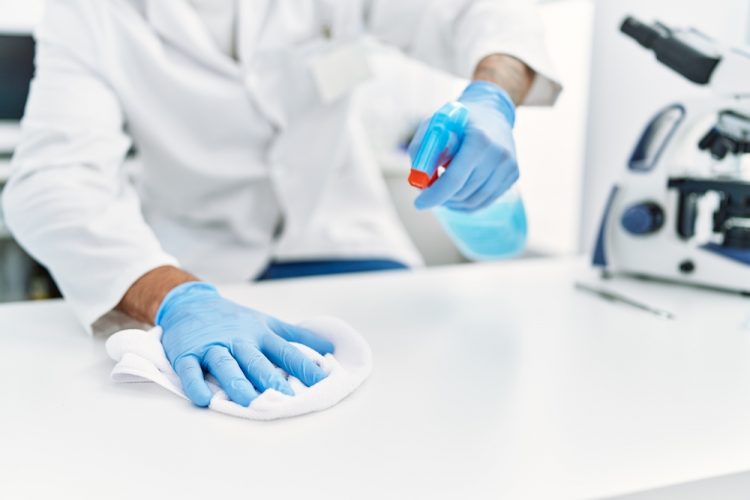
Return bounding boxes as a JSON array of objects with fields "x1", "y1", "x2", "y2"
[{"x1": 2, "y1": 257, "x2": 750, "y2": 500}]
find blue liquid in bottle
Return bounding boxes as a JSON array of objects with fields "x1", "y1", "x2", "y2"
[{"x1": 435, "y1": 187, "x2": 527, "y2": 261}]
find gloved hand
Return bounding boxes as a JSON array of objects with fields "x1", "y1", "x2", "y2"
[
  {"x1": 408, "y1": 80, "x2": 518, "y2": 212},
  {"x1": 156, "y1": 281, "x2": 334, "y2": 407}
]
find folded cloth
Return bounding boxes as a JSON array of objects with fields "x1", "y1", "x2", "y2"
[{"x1": 105, "y1": 317, "x2": 372, "y2": 420}]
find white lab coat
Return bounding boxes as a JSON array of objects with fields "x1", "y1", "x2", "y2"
[{"x1": 3, "y1": 0, "x2": 561, "y2": 331}]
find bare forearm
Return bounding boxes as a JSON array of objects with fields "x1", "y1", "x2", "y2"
[
  {"x1": 473, "y1": 54, "x2": 536, "y2": 106},
  {"x1": 116, "y1": 266, "x2": 198, "y2": 324}
]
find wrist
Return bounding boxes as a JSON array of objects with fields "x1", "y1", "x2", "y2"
[
  {"x1": 459, "y1": 81, "x2": 516, "y2": 128},
  {"x1": 155, "y1": 281, "x2": 219, "y2": 326},
  {"x1": 116, "y1": 266, "x2": 200, "y2": 325},
  {"x1": 472, "y1": 53, "x2": 535, "y2": 106}
]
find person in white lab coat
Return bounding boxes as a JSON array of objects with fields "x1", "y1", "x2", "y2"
[{"x1": 2, "y1": 0, "x2": 561, "y2": 407}]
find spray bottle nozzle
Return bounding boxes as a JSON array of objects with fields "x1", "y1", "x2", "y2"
[{"x1": 408, "y1": 102, "x2": 470, "y2": 190}]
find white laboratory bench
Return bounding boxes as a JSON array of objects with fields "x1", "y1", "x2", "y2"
[{"x1": 2, "y1": 257, "x2": 750, "y2": 499}]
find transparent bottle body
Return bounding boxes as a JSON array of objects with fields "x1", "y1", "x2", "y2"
[{"x1": 435, "y1": 186, "x2": 527, "y2": 261}]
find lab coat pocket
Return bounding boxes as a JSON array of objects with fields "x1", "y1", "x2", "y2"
[{"x1": 248, "y1": 37, "x2": 374, "y2": 129}]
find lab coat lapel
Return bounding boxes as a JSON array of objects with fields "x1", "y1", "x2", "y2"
[
  {"x1": 145, "y1": 0, "x2": 237, "y2": 77},
  {"x1": 236, "y1": 0, "x2": 270, "y2": 63}
]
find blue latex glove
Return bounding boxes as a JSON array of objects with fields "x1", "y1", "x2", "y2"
[
  {"x1": 156, "y1": 282, "x2": 334, "y2": 407},
  {"x1": 408, "y1": 81, "x2": 518, "y2": 212}
]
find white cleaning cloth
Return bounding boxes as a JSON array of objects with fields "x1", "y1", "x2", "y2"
[{"x1": 105, "y1": 317, "x2": 372, "y2": 420}]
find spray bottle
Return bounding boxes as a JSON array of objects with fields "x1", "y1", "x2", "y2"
[{"x1": 409, "y1": 102, "x2": 527, "y2": 260}]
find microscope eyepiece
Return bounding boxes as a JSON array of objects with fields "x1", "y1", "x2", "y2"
[
  {"x1": 620, "y1": 16, "x2": 721, "y2": 85},
  {"x1": 620, "y1": 16, "x2": 661, "y2": 49}
]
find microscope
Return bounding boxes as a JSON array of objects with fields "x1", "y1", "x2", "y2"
[{"x1": 593, "y1": 16, "x2": 750, "y2": 293}]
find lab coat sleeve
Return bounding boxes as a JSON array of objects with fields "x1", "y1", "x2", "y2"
[
  {"x1": 1, "y1": 1, "x2": 178, "y2": 333},
  {"x1": 365, "y1": 0, "x2": 562, "y2": 105}
]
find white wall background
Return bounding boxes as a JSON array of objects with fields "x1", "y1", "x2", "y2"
[
  {"x1": 580, "y1": 0, "x2": 750, "y2": 253},
  {"x1": 516, "y1": 0, "x2": 593, "y2": 256}
]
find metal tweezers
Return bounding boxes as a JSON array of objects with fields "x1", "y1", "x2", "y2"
[{"x1": 574, "y1": 282, "x2": 676, "y2": 320}]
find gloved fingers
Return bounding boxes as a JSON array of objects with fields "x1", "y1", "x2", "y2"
[
  {"x1": 174, "y1": 355, "x2": 213, "y2": 407},
  {"x1": 269, "y1": 319, "x2": 334, "y2": 355},
  {"x1": 203, "y1": 346, "x2": 258, "y2": 407},
  {"x1": 407, "y1": 119, "x2": 429, "y2": 163},
  {"x1": 413, "y1": 136, "x2": 479, "y2": 210},
  {"x1": 262, "y1": 334, "x2": 328, "y2": 387},
  {"x1": 233, "y1": 342, "x2": 294, "y2": 396},
  {"x1": 473, "y1": 168, "x2": 519, "y2": 211},
  {"x1": 445, "y1": 159, "x2": 519, "y2": 212},
  {"x1": 449, "y1": 168, "x2": 493, "y2": 204},
  {"x1": 444, "y1": 200, "x2": 482, "y2": 212},
  {"x1": 445, "y1": 188, "x2": 498, "y2": 212}
]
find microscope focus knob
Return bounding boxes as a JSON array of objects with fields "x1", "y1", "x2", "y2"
[{"x1": 621, "y1": 202, "x2": 664, "y2": 235}]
